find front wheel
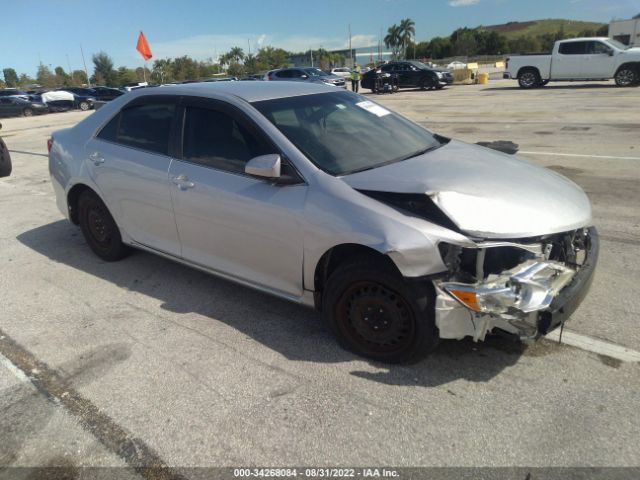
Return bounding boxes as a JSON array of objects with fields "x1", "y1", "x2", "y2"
[
  {"x1": 78, "y1": 101, "x2": 91, "y2": 111},
  {"x1": 23, "y1": 108, "x2": 34, "y2": 117},
  {"x1": 615, "y1": 67, "x2": 637, "y2": 87},
  {"x1": 323, "y1": 259, "x2": 438, "y2": 363},
  {"x1": 78, "y1": 190, "x2": 130, "y2": 261},
  {"x1": 420, "y1": 78, "x2": 434, "y2": 91}
]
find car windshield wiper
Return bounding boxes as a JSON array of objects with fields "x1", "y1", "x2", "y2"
[
  {"x1": 395, "y1": 144, "x2": 440, "y2": 163},
  {"x1": 340, "y1": 144, "x2": 441, "y2": 176}
]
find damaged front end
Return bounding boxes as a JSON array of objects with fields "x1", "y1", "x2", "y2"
[{"x1": 434, "y1": 227, "x2": 599, "y2": 342}]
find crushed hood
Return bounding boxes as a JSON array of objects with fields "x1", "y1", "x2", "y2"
[{"x1": 342, "y1": 140, "x2": 592, "y2": 239}]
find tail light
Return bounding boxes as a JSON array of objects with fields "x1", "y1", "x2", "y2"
[{"x1": 47, "y1": 138, "x2": 53, "y2": 153}]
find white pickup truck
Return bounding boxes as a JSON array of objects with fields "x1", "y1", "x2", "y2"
[{"x1": 504, "y1": 37, "x2": 640, "y2": 88}]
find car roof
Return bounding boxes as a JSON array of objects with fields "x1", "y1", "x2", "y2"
[{"x1": 132, "y1": 81, "x2": 336, "y2": 103}]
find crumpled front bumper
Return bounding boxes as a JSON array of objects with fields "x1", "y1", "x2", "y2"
[{"x1": 433, "y1": 227, "x2": 599, "y2": 341}]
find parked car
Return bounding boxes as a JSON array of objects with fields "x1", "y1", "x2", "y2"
[
  {"x1": 52, "y1": 89, "x2": 96, "y2": 111},
  {"x1": 0, "y1": 89, "x2": 30, "y2": 99},
  {"x1": 330, "y1": 67, "x2": 352, "y2": 79},
  {"x1": 90, "y1": 87, "x2": 125, "y2": 101},
  {"x1": 504, "y1": 37, "x2": 640, "y2": 88},
  {"x1": 446, "y1": 61, "x2": 467, "y2": 70},
  {"x1": 361, "y1": 61, "x2": 453, "y2": 91},
  {"x1": 266, "y1": 67, "x2": 346, "y2": 88},
  {"x1": 0, "y1": 122, "x2": 11, "y2": 178},
  {"x1": 0, "y1": 96, "x2": 48, "y2": 117},
  {"x1": 48, "y1": 82, "x2": 598, "y2": 363}
]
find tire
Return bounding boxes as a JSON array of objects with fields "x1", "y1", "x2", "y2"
[
  {"x1": 518, "y1": 69, "x2": 540, "y2": 89},
  {"x1": 615, "y1": 67, "x2": 637, "y2": 87},
  {"x1": 78, "y1": 190, "x2": 130, "y2": 261},
  {"x1": 420, "y1": 77, "x2": 434, "y2": 91},
  {"x1": 79, "y1": 101, "x2": 90, "y2": 111},
  {"x1": 0, "y1": 136, "x2": 11, "y2": 178},
  {"x1": 23, "y1": 108, "x2": 34, "y2": 117},
  {"x1": 322, "y1": 258, "x2": 438, "y2": 363}
]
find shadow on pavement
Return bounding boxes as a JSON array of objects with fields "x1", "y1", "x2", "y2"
[{"x1": 15, "y1": 220, "x2": 551, "y2": 388}]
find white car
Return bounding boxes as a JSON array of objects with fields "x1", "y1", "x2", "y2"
[
  {"x1": 330, "y1": 67, "x2": 352, "y2": 79},
  {"x1": 446, "y1": 61, "x2": 467, "y2": 70}
]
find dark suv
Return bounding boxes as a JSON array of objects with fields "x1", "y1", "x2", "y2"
[
  {"x1": 0, "y1": 122, "x2": 11, "y2": 177},
  {"x1": 361, "y1": 61, "x2": 453, "y2": 91}
]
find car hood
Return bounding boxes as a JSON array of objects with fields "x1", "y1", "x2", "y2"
[{"x1": 341, "y1": 140, "x2": 592, "y2": 239}]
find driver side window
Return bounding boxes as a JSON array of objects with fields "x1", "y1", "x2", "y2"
[{"x1": 182, "y1": 106, "x2": 272, "y2": 174}]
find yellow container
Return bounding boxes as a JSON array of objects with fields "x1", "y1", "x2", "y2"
[{"x1": 478, "y1": 73, "x2": 489, "y2": 85}]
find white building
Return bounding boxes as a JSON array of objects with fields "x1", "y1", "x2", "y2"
[{"x1": 609, "y1": 16, "x2": 640, "y2": 47}]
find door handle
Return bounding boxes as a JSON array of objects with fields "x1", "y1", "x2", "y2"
[
  {"x1": 172, "y1": 174, "x2": 195, "y2": 190},
  {"x1": 89, "y1": 152, "x2": 104, "y2": 166}
]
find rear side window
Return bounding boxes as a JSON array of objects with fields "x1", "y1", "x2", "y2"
[
  {"x1": 97, "y1": 103, "x2": 175, "y2": 155},
  {"x1": 275, "y1": 70, "x2": 292, "y2": 79},
  {"x1": 559, "y1": 42, "x2": 587, "y2": 55}
]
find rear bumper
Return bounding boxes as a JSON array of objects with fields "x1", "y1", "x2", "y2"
[{"x1": 537, "y1": 227, "x2": 599, "y2": 335}]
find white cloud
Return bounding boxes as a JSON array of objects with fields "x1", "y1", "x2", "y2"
[{"x1": 448, "y1": 0, "x2": 480, "y2": 6}]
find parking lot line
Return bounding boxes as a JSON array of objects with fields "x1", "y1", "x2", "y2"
[
  {"x1": 519, "y1": 151, "x2": 640, "y2": 161},
  {"x1": 0, "y1": 349, "x2": 30, "y2": 384},
  {"x1": 546, "y1": 329, "x2": 640, "y2": 363}
]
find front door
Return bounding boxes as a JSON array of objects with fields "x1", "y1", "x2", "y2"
[
  {"x1": 86, "y1": 96, "x2": 181, "y2": 256},
  {"x1": 168, "y1": 99, "x2": 307, "y2": 297},
  {"x1": 582, "y1": 41, "x2": 617, "y2": 78}
]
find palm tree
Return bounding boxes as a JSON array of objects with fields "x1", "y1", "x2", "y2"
[
  {"x1": 399, "y1": 18, "x2": 415, "y2": 59},
  {"x1": 228, "y1": 46, "x2": 245, "y2": 64},
  {"x1": 384, "y1": 25, "x2": 402, "y2": 60}
]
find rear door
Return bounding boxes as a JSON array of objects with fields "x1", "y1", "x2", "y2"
[
  {"x1": 553, "y1": 41, "x2": 589, "y2": 78},
  {"x1": 168, "y1": 97, "x2": 307, "y2": 297},
  {"x1": 0, "y1": 98, "x2": 21, "y2": 116},
  {"x1": 85, "y1": 95, "x2": 181, "y2": 256}
]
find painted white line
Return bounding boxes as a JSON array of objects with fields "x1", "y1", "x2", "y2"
[
  {"x1": 0, "y1": 351, "x2": 30, "y2": 383},
  {"x1": 545, "y1": 329, "x2": 640, "y2": 363},
  {"x1": 519, "y1": 151, "x2": 640, "y2": 161}
]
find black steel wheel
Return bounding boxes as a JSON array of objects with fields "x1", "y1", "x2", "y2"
[
  {"x1": 78, "y1": 190, "x2": 130, "y2": 261},
  {"x1": 323, "y1": 258, "x2": 438, "y2": 363}
]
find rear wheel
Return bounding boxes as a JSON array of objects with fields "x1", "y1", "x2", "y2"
[
  {"x1": 23, "y1": 108, "x2": 34, "y2": 117},
  {"x1": 518, "y1": 69, "x2": 540, "y2": 89},
  {"x1": 323, "y1": 258, "x2": 438, "y2": 363},
  {"x1": 615, "y1": 67, "x2": 637, "y2": 87},
  {"x1": 78, "y1": 190, "x2": 130, "y2": 261}
]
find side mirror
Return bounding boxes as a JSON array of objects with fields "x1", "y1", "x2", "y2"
[
  {"x1": 245, "y1": 154, "x2": 281, "y2": 179},
  {"x1": 608, "y1": 50, "x2": 614, "y2": 56}
]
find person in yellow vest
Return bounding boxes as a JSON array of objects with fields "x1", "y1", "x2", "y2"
[{"x1": 350, "y1": 64, "x2": 361, "y2": 92}]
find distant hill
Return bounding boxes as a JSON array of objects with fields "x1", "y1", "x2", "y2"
[{"x1": 481, "y1": 19, "x2": 607, "y2": 39}]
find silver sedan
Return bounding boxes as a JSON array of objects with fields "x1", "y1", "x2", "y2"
[{"x1": 48, "y1": 81, "x2": 598, "y2": 363}]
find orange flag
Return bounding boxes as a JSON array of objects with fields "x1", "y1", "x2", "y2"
[{"x1": 136, "y1": 31, "x2": 153, "y2": 61}]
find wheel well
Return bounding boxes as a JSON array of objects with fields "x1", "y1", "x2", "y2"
[
  {"x1": 615, "y1": 62, "x2": 640, "y2": 75},
  {"x1": 312, "y1": 244, "x2": 400, "y2": 310},
  {"x1": 66, "y1": 183, "x2": 94, "y2": 224},
  {"x1": 517, "y1": 66, "x2": 540, "y2": 79}
]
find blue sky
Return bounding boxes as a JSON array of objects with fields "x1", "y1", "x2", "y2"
[{"x1": 1, "y1": 0, "x2": 637, "y2": 78}]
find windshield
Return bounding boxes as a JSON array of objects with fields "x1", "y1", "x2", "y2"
[
  {"x1": 605, "y1": 39, "x2": 629, "y2": 50},
  {"x1": 253, "y1": 91, "x2": 442, "y2": 176},
  {"x1": 304, "y1": 68, "x2": 328, "y2": 77}
]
